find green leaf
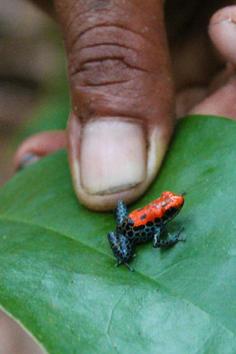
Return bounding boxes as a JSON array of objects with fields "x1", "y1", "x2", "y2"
[{"x1": 0, "y1": 115, "x2": 236, "y2": 354}]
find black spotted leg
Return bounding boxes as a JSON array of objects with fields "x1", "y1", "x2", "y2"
[
  {"x1": 115, "y1": 200, "x2": 128, "y2": 227},
  {"x1": 152, "y1": 227, "x2": 162, "y2": 248},
  {"x1": 107, "y1": 231, "x2": 135, "y2": 271},
  {"x1": 153, "y1": 227, "x2": 185, "y2": 248}
]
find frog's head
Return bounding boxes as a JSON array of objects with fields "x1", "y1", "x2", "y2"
[{"x1": 160, "y1": 191, "x2": 185, "y2": 223}]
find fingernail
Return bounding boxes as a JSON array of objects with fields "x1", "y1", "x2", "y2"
[
  {"x1": 17, "y1": 153, "x2": 40, "y2": 171},
  {"x1": 80, "y1": 120, "x2": 147, "y2": 195}
]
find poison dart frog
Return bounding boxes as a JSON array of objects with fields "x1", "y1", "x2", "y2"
[{"x1": 108, "y1": 191, "x2": 185, "y2": 271}]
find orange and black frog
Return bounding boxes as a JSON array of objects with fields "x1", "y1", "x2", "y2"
[{"x1": 108, "y1": 191, "x2": 185, "y2": 271}]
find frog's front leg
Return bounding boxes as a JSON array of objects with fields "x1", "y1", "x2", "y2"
[
  {"x1": 152, "y1": 227, "x2": 163, "y2": 248},
  {"x1": 153, "y1": 226, "x2": 184, "y2": 248}
]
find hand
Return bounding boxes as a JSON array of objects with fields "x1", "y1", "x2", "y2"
[{"x1": 14, "y1": 1, "x2": 236, "y2": 210}]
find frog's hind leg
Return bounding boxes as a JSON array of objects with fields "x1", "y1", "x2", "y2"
[
  {"x1": 115, "y1": 200, "x2": 128, "y2": 226},
  {"x1": 108, "y1": 231, "x2": 135, "y2": 266}
]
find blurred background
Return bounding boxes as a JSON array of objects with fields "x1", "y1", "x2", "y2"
[
  {"x1": 0, "y1": 0, "x2": 69, "y2": 352},
  {"x1": 0, "y1": 0, "x2": 69, "y2": 186}
]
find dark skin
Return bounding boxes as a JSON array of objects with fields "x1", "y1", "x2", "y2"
[{"x1": 15, "y1": 0, "x2": 236, "y2": 210}]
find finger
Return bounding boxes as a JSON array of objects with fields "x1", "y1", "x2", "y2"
[
  {"x1": 190, "y1": 6, "x2": 236, "y2": 119},
  {"x1": 14, "y1": 130, "x2": 66, "y2": 170},
  {"x1": 190, "y1": 76, "x2": 236, "y2": 119},
  {"x1": 209, "y1": 6, "x2": 236, "y2": 66},
  {"x1": 55, "y1": 0, "x2": 174, "y2": 210}
]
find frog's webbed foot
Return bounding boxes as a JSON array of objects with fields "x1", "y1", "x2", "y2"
[
  {"x1": 124, "y1": 263, "x2": 134, "y2": 272},
  {"x1": 116, "y1": 261, "x2": 134, "y2": 272}
]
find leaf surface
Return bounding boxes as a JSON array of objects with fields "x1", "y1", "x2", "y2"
[{"x1": 0, "y1": 116, "x2": 235, "y2": 354}]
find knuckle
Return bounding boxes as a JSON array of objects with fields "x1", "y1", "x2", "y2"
[
  {"x1": 63, "y1": 8, "x2": 168, "y2": 121},
  {"x1": 68, "y1": 25, "x2": 150, "y2": 88}
]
